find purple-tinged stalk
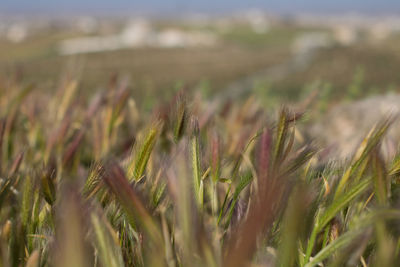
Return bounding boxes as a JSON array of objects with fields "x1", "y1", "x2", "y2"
[
  {"x1": 210, "y1": 131, "x2": 221, "y2": 215},
  {"x1": 44, "y1": 114, "x2": 72, "y2": 164},
  {"x1": 52, "y1": 183, "x2": 92, "y2": 267},
  {"x1": 223, "y1": 128, "x2": 286, "y2": 267},
  {"x1": 102, "y1": 161, "x2": 164, "y2": 263},
  {"x1": 62, "y1": 130, "x2": 85, "y2": 172},
  {"x1": 8, "y1": 150, "x2": 24, "y2": 178}
]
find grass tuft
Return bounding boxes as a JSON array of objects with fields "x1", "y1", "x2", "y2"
[{"x1": 0, "y1": 76, "x2": 398, "y2": 267}]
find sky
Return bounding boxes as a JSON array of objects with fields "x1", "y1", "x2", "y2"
[{"x1": 2, "y1": 0, "x2": 400, "y2": 15}]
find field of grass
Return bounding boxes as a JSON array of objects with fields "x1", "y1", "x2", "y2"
[
  {"x1": 2, "y1": 23, "x2": 400, "y2": 111},
  {"x1": 270, "y1": 42, "x2": 400, "y2": 101},
  {"x1": 0, "y1": 24, "x2": 293, "y2": 98},
  {"x1": 2, "y1": 19, "x2": 400, "y2": 267},
  {"x1": 0, "y1": 72, "x2": 400, "y2": 267}
]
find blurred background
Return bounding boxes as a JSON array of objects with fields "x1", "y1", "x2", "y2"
[{"x1": 2, "y1": 1, "x2": 400, "y2": 111}]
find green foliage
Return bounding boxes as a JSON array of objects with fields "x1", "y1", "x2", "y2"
[{"x1": 347, "y1": 66, "x2": 365, "y2": 100}]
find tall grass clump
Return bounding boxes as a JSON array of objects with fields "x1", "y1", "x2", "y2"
[{"x1": 0, "y1": 75, "x2": 399, "y2": 267}]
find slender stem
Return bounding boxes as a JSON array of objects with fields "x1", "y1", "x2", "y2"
[
  {"x1": 303, "y1": 226, "x2": 319, "y2": 266},
  {"x1": 322, "y1": 225, "x2": 331, "y2": 248}
]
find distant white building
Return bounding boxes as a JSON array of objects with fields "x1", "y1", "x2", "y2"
[
  {"x1": 294, "y1": 14, "x2": 400, "y2": 45},
  {"x1": 157, "y1": 28, "x2": 216, "y2": 47},
  {"x1": 59, "y1": 36, "x2": 124, "y2": 55},
  {"x1": 333, "y1": 25, "x2": 358, "y2": 46},
  {"x1": 293, "y1": 32, "x2": 332, "y2": 55},
  {"x1": 157, "y1": 29, "x2": 187, "y2": 48},
  {"x1": 58, "y1": 20, "x2": 218, "y2": 55},
  {"x1": 121, "y1": 19, "x2": 153, "y2": 46},
  {"x1": 243, "y1": 10, "x2": 270, "y2": 34},
  {"x1": 368, "y1": 18, "x2": 400, "y2": 41},
  {"x1": 6, "y1": 23, "x2": 27, "y2": 43},
  {"x1": 370, "y1": 23, "x2": 391, "y2": 41}
]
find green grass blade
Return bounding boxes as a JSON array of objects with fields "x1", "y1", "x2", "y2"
[
  {"x1": 224, "y1": 172, "x2": 253, "y2": 229},
  {"x1": 91, "y1": 213, "x2": 125, "y2": 267},
  {"x1": 318, "y1": 176, "x2": 371, "y2": 231},
  {"x1": 305, "y1": 229, "x2": 363, "y2": 267},
  {"x1": 191, "y1": 118, "x2": 203, "y2": 208},
  {"x1": 128, "y1": 125, "x2": 160, "y2": 181}
]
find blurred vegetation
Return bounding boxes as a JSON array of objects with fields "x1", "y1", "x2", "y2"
[
  {"x1": 271, "y1": 42, "x2": 400, "y2": 102},
  {"x1": 1, "y1": 21, "x2": 400, "y2": 267},
  {"x1": 0, "y1": 72, "x2": 399, "y2": 266},
  {"x1": 2, "y1": 23, "x2": 400, "y2": 110}
]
